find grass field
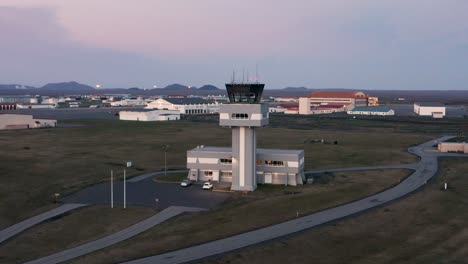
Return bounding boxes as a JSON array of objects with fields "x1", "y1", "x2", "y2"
[
  {"x1": 70, "y1": 169, "x2": 411, "y2": 264},
  {"x1": 0, "y1": 119, "x2": 431, "y2": 228},
  {"x1": 0, "y1": 205, "x2": 156, "y2": 263},
  {"x1": 155, "y1": 173, "x2": 188, "y2": 182},
  {"x1": 200, "y1": 159, "x2": 468, "y2": 264}
]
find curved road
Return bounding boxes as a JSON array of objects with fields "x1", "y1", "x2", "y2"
[{"x1": 123, "y1": 136, "x2": 468, "y2": 264}]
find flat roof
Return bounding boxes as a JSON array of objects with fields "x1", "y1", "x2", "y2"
[
  {"x1": 415, "y1": 102, "x2": 445, "y2": 107},
  {"x1": 188, "y1": 146, "x2": 303, "y2": 155},
  {"x1": 350, "y1": 106, "x2": 393, "y2": 112}
]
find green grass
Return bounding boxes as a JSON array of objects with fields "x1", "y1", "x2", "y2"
[
  {"x1": 0, "y1": 119, "x2": 431, "y2": 228},
  {"x1": 155, "y1": 173, "x2": 188, "y2": 182},
  {"x1": 70, "y1": 169, "x2": 411, "y2": 264},
  {"x1": 0, "y1": 205, "x2": 156, "y2": 263},
  {"x1": 445, "y1": 136, "x2": 468, "y2": 142},
  {"x1": 200, "y1": 159, "x2": 468, "y2": 264}
]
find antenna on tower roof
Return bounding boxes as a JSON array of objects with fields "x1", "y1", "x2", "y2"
[
  {"x1": 255, "y1": 64, "x2": 259, "y2": 83},
  {"x1": 242, "y1": 68, "x2": 245, "y2": 83}
]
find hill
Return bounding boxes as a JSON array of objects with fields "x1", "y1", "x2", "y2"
[
  {"x1": 40, "y1": 81, "x2": 95, "y2": 91},
  {"x1": 198, "y1": 85, "x2": 220, "y2": 91}
]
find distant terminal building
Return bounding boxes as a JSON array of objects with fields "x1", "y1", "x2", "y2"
[
  {"x1": 16, "y1": 103, "x2": 57, "y2": 109},
  {"x1": 0, "y1": 95, "x2": 34, "y2": 104},
  {"x1": 0, "y1": 114, "x2": 57, "y2": 130},
  {"x1": 310, "y1": 104, "x2": 347, "y2": 114},
  {"x1": 145, "y1": 98, "x2": 221, "y2": 114},
  {"x1": 187, "y1": 80, "x2": 305, "y2": 191},
  {"x1": 414, "y1": 102, "x2": 446, "y2": 118},
  {"x1": 299, "y1": 91, "x2": 369, "y2": 115},
  {"x1": 0, "y1": 103, "x2": 16, "y2": 110},
  {"x1": 368, "y1": 96, "x2": 379, "y2": 106},
  {"x1": 119, "y1": 110, "x2": 180, "y2": 121},
  {"x1": 273, "y1": 97, "x2": 298, "y2": 103},
  {"x1": 205, "y1": 94, "x2": 229, "y2": 102},
  {"x1": 438, "y1": 142, "x2": 468, "y2": 154},
  {"x1": 110, "y1": 97, "x2": 149, "y2": 107},
  {"x1": 347, "y1": 106, "x2": 395, "y2": 116}
]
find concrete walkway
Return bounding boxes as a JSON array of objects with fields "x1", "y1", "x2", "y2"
[
  {"x1": 122, "y1": 136, "x2": 468, "y2": 264},
  {"x1": 0, "y1": 203, "x2": 87, "y2": 244},
  {"x1": 26, "y1": 206, "x2": 206, "y2": 264}
]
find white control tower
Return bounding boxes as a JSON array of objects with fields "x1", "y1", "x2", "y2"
[{"x1": 219, "y1": 82, "x2": 269, "y2": 191}]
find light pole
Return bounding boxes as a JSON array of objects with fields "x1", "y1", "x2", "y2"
[{"x1": 162, "y1": 145, "x2": 170, "y2": 177}]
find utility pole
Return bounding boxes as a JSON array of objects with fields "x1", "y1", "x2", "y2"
[
  {"x1": 162, "y1": 145, "x2": 170, "y2": 177},
  {"x1": 123, "y1": 169, "x2": 126, "y2": 209},
  {"x1": 111, "y1": 169, "x2": 114, "y2": 208}
]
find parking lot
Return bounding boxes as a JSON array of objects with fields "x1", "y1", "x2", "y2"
[{"x1": 62, "y1": 174, "x2": 230, "y2": 210}]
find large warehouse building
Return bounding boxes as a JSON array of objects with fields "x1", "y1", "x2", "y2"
[
  {"x1": 347, "y1": 106, "x2": 395, "y2": 116},
  {"x1": 187, "y1": 81, "x2": 305, "y2": 191},
  {"x1": 145, "y1": 98, "x2": 221, "y2": 114},
  {"x1": 119, "y1": 110, "x2": 180, "y2": 121},
  {"x1": 414, "y1": 102, "x2": 446, "y2": 118},
  {"x1": 438, "y1": 142, "x2": 468, "y2": 154},
  {"x1": 0, "y1": 114, "x2": 57, "y2": 130},
  {"x1": 299, "y1": 91, "x2": 370, "y2": 115}
]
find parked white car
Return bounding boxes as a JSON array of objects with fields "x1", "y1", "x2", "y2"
[
  {"x1": 180, "y1": 179, "x2": 192, "y2": 187},
  {"x1": 202, "y1": 182, "x2": 213, "y2": 190}
]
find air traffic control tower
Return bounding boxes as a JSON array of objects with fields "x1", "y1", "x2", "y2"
[{"x1": 219, "y1": 82, "x2": 269, "y2": 191}]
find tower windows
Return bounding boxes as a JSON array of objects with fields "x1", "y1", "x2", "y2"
[{"x1": 231, "y1": 113, "x2": 249, "y2": 119}]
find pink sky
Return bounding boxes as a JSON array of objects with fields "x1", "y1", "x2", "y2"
[{"x1": 1, "y1": 0, "x2": 468, "y2": 89}]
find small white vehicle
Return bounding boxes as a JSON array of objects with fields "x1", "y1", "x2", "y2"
[
  {"x1": 202, "y1": 182, "x2": 213, "y2": 190},
  {"x1": 180, "y1": 179, "x2": 192, "y2": 187}
]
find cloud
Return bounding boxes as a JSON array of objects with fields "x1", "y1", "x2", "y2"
[{"x1": 1, "y1": 1, "x2": 468, "y2": 89}]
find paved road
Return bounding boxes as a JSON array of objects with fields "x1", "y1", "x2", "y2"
[
  {"x1": 26, "y1": 206, "x2": 206, "y2": 264},
  {"x1": 0, "y1": 204, "x2": 87, "y2": 244},
  {"x1": 305, "y1": 163, "x2": 418, "y2": 176},
  {"x1": 122, "y1": 136, "x2": 468, "y2": 264}
]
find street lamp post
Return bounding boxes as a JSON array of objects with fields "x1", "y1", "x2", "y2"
[{"x1": 162, "y1": 145, "x2": 170, "y2": 177}]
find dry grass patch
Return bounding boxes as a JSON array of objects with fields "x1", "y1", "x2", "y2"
[
  {"x1": 70, "y1": 169, "x2": 411, "y2": 264},
  {"x1": 0, "y1": 205, "x2": 156, "y2": 263},
  {"x1": 200, "y1": 159, "x2": 468, "y2": 264}
]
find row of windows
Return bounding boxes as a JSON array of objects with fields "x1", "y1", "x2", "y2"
[
  {"x1": 220, "y1": 158, "x2": 232, "y2": 164},
  {"x1": 204, "y1": 171, "x2": 213, "y2": 176},
  {"x1": 258, "y1": 160, "x2": 286, "y2": 167},
  {"x1": 231, "y1": 113, "x2": 249, "y2": 119},
  {"x1": 186, "y1": 109, "x2": 207, "y2": 114}
]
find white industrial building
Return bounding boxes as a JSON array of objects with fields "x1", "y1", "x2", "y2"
[
  {"x1": 119, "y1": 110, "x2": 180, "y2": 121},
  {"x1": 0, "y1": 114, "x2": 57, "y2": 130},
  {"x1": 299, "y1": 91, "x2": 369, "y2": 115},
  {"x1": 110, "y1": 97, "x2": 150, "y2": 107},
  {"x1": 145, "y1": 98, "x2": 221, "y2": 114},
  {"x1": 347, "y1": 106, "x2": 395, "y2": 116},
  {"x1": 414, "y1": 102, "x2": 446, "y2": 118},
  {"x1": 16, "y1": 103, "x2": 57, "y2": 109}
]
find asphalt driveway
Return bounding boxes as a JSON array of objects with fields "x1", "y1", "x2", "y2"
[{"x1": 62, "y1": 176, "x2": 229, "y2": 210}]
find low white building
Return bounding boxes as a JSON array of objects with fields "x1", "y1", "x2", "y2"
[
  {"x1": 145, "y1": 98, "x2": 221, "y2": 114},
  {"x1": 0, "y1": 114, "x2": 57, "y2": 130},
  {"x1": 347, "y1": 106, "x2": 395, "y2": 116},
  {"x1": 111, "y1": 97, "x2": 150, "y2": 107},
  {"x1": 414, "y1": 102, "x2": 446, "y2": 118},
  {"x1": 16, "y1": 103, "x2": 57, "y2": 109},
  {"x1": 119, "y1": 110, "x2": 180, "y2": 121}
]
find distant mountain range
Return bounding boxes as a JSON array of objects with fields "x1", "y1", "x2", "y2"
[{"x1": 1, "y1": 81, "x2": 468, "y2": 103}]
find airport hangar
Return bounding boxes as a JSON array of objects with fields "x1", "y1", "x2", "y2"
[{"x1": 186, "y1": 81, "x2": 305, "y2": 191}]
